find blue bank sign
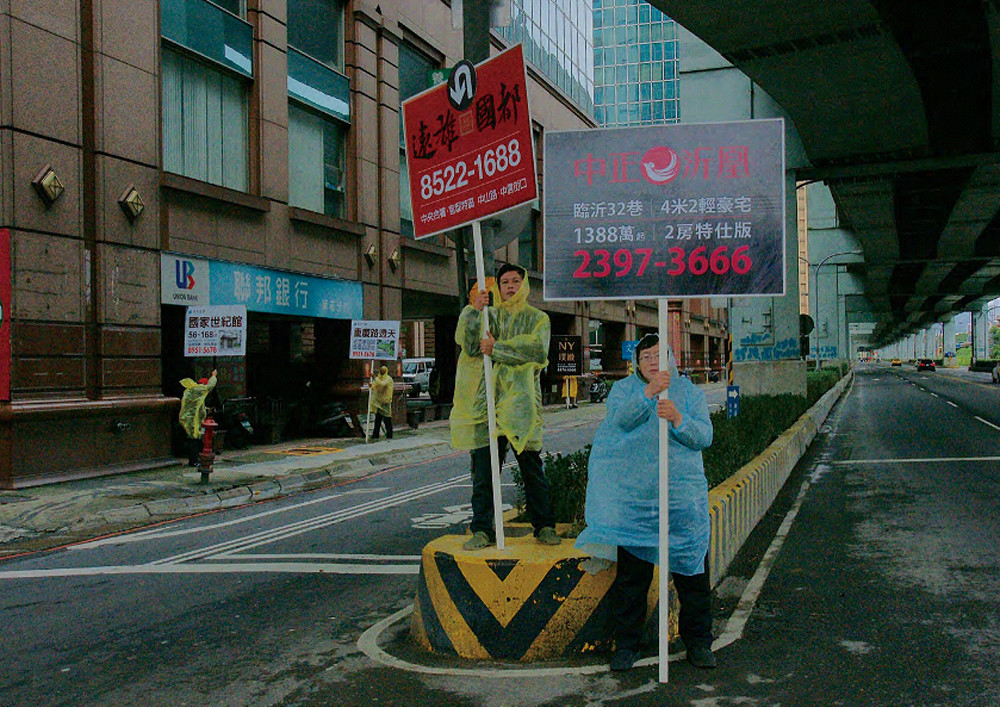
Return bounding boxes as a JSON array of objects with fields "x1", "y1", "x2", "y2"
[{"x1": 160, "y1": 253, "x2": 363, "y2": 320}]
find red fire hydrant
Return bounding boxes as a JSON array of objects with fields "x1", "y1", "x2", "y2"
[{"x1": 198, "y1": 415, "x2": 218, "y2": 484}]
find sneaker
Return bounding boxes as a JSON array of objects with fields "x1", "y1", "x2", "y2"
[
  {"x1": 609, "y1": 647, "x2": 640, "y2": 672},
  {"x1": 536, "y1": 526, "x2": 562, "y2": 545},
  {"x1": 462, "y1": 531, "x2": 494, "y2": 550},
  {"x1": 686, "y1": 645, "x2": 717, "y2": 669}
]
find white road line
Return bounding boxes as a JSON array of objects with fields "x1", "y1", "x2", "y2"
[
  {"x1": 0, "y1": 561, "x2": 420, "y2": 580},
  {"x1": 833, "y1": 455, "x2": 1000, "y2": 465},
  {"x1": 356, "y1": 606, "x2": 686, "y2": 677},
  {"x1": 975, "y1": 416, "x2": 1000, "y2": 432},
  {"x1": 152, "y1": 475, "x2": 466, "y2": 566},
  {"x1": 713, "y1": 462, "x2": 812, "y2": 647},
  {"x1": 947, "y1": 401, "x2": 959, "y2": 408},
  {"x1": 211, "y1": 553, "x2": 421, "y2": 562},
  {"x1": 930, "y1": 393, "x2": 939, "y2": 398}
]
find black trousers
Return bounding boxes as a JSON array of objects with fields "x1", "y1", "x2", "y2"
[
  {"x1": 373, "y1": 412, "x2": 393, "y2": 439},
  {"x1": 186, "y1": 437, "x2": 203, "y2": 466},
  {"x1": 609, "y1": 546, "x2": 713, "y2": 651},
  {"x1": 470, "y1": 437, "x2": 554, "y2": 538}
]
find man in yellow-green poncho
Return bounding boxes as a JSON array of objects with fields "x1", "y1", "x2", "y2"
[
  {"x1": 178, "y1": 369, "x2": 217, "y2": 466},
  {"x1": 450, "y1": 263, "x2": 561, "y2": 550},
  {"x1": 369, "y1": 365, "x2": 394, "y2": 439}
]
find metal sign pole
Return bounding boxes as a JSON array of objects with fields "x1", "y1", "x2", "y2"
[
  {"x1": 472, "y1": 220, "x2": 506, "y2": 550},
  {"x1": 657, "y1": 296, "x2": 671, "y2": 684}
]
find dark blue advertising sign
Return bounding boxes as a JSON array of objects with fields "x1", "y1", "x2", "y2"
[{"x1": 543, "y1": 120, "x2": 785, "y2": 301}]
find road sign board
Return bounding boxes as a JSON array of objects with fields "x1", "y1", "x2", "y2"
[
  {"x1": 401, "y1": 44, "x2": 537, "y2": 239},
  {"x1": 543, "y1": 119, "x2": 786, "y2": 301},
  {"x1": 727, "y1": 385, "x2": 740, "y2": 418}
]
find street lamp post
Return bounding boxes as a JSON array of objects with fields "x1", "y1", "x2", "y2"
[{"x1": 813, "y1": 250, "x2": 863, "y2": 368}]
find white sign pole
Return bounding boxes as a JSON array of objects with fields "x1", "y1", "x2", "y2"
[
  {"x1": 366, "y1": 379, "x2": 374, "y2": 443},
  {"x1": 657, "y1": 297, "x2": 671, "y2": 684},
  {"x1": 472, "y1": 220, "x2": 506, "y2": 550}
]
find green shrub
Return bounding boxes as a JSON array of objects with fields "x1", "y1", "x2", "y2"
[
  {"x1": 515, "y1": 369, "x2": 847, "y2": 527},
  {"x1": 511, "y1": 445, "x2": 591, "y2": 531}
]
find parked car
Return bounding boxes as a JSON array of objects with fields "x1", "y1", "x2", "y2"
[
  {"x1": 891, "y1": 358, "x2": 903, "y2": 366},
  {"x1": 916, "y1": 358, "x2": 936, "y2": 372},
  {"x1": 992, "y1": 362, "x2": 999, "y2": 384},
  {"x1": 402, "y1": 357, "x2": 434, "y2": 397}
]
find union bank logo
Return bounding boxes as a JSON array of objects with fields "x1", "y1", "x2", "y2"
[{"x1": 175, "y1": 260, "x2": 196, "y2": 289}]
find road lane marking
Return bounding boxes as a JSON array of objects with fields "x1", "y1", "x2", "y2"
[
  {"x1": 930, "y1": 393, "x2": 939, "y2": 398},
  {"x1": 357, "y1": 605, "x2": 686, "y2": 677},
  {"x1": 975, "y1": 416, "x2": 1000, "y2": 431},
  {"x1": 947, "y1": 401, "x2": 959, "y2": 408},
  {"x1": 833, "y1": 455, "x2": 1000, "y2": 465},
  {"x1": 210, "y1": 553, "x2": 421, "y2": 561},
  {"x1": 0, "y1": 561, "x2": 420, "y2": 580},
  {"x1": 151, "y1": 475, "x2": 468, "y2": 565}
]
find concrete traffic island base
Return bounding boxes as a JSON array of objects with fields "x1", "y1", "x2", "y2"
[{"x1": 411, "y1": 533, "x2": 679, "y2": 662}]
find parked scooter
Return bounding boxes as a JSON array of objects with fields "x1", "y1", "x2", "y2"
[
  {"x1": 214, "y1": 398, "x2": 256, "y2": 449},
  {"x1": 589, "y1": 375, "x2": 609, "y2": 403}
]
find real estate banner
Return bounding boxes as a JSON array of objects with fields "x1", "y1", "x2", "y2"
[
  {"x1": 349, "y1": 320, "x2": 401, "y2": 360},
  {"x1": 543, "y1": 119, "x2": 786, "y2": 301}
]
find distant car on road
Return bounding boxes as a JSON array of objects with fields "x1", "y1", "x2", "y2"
[
  {"x1": 992, "y1": 362, "x2": 999, "y2": 384},
  {"x1": 891, "y1": 358, "x2": 903, "y2": 366},
  {"x1": 402, "y1": 357, "x2": 434, "y2": 397},
  {"x1": 916, "y1": 358, "x2": 936, "y2": 372}
]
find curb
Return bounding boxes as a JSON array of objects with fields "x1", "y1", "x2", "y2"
[
  {"x1": 707, "y1": 370, "x2": 853, "y2": 584},
  {"x1": 98, "y1": 441, "x2": 456, "y2": 522}
]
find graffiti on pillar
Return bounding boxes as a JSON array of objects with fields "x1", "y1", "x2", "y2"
[
  {"x1": 810, "y1": 345, "x2": 839, "y2": 359},
  {"x1": 733, "y1": 337, "x2": 798, "y2": 362}
]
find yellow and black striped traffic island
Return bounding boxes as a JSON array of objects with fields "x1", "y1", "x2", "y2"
[{"x1": 411, "y1": 533, "x2": 678, "y2": 662}]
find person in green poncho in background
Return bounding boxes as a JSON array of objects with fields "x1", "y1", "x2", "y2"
[
  {"x1": 370, "y1": 365, "x2": 394, "y2": 439},
  {"x1": 450, "y1": 263, "x2": 561, "y2": 550},
  {"x1": 178, "y1": 369, "x2": 217, "y2": 466}
]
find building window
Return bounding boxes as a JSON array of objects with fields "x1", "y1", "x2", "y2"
[
  {"x1": 288, "y1": 0, "x2": 345, "y2": 71},
  {"x1": 399, "y1": 43, "x2": 438, "y2": 239},
  {"x1": 160, "y1": 0, "x2": 253, "y2": 190},
  {"x1": 161, "y1": 47, "x2": 249, "y2": 191},
  {"x1": 289, "y1": 103, "x2": 346, "y2": 217},
  {"x1": 286, "y1": 0, "x2": 349, "y2": 218}
]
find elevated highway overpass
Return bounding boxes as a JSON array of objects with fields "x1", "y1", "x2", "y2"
[{"x1": 651, "y1": 0, "x2": 1000, "y2": 348}]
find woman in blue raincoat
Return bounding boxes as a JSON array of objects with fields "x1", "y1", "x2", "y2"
[{"x1": 576, "y1": 333, "x2": 716, "y2": 672}]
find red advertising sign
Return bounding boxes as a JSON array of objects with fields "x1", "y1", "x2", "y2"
[
  {"x1": 401, "y1": 44, "x2": 537, "y2": 239},
  {"x1": 0, "y1": 228, "x2": 10, "y2": 401}
]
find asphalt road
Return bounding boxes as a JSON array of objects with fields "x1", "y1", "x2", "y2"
[{"x1": 2, "y1": 364, "x2": 998, "y2": 706}]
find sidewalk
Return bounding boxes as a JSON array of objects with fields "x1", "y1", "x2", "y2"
[{"x1": 0, "y1": 400, "x2": 609, "y2": 558}]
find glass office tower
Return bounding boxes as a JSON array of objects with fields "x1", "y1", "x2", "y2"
[
  {"x1": 498, "y1": 0, "x2": 595, "y2": 115},
  {"x1": 592, "y1": 0, "x2": 679, "y2": 126}
]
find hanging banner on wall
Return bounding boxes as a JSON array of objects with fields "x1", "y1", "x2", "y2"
[
  {"x1": 349, "y1": 320, "x2": 401, "y2": 360},
  {"x1": 160, "y1": 253, "x2": 363, "y2": 320},
  {"x1": 0, "y1": 229, "x2": 10, "y2": 401},
  {"x1": 184, "y1": 305, "x2": 248, "y2": 357},
  {"x1": 543, "y1": 119, "x2": 786, "y2": 301}
]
